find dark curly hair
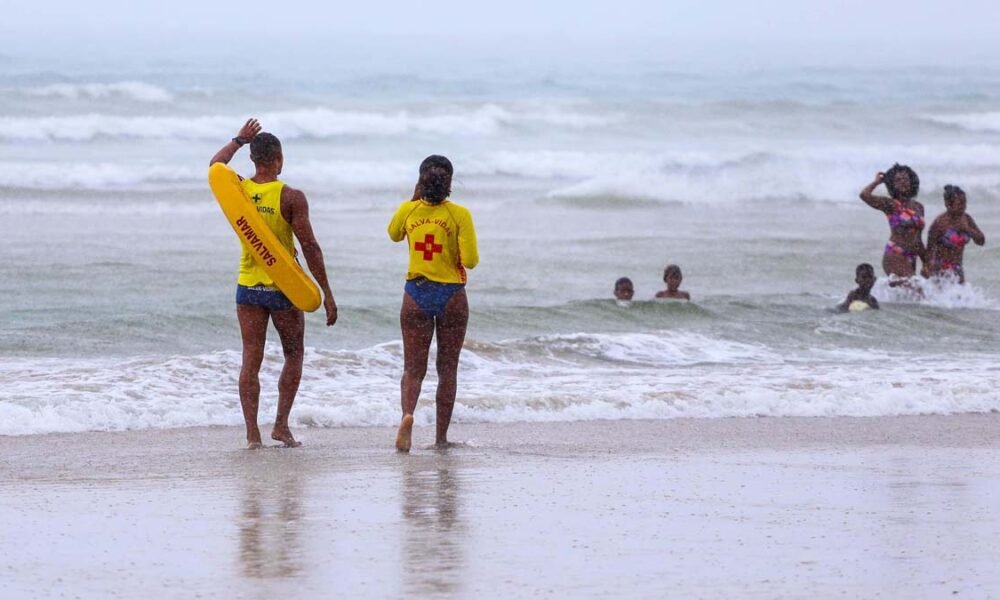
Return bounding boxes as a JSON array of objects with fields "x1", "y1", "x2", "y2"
[
  {"x1": 415, "y1": 155, "x2": 453, "y2": 204},
  {"x1": 883, "y1": 163, "x2": 919, "y2": 199},
  {"x1": 250, "y1": 132, "x2": 282, "y2": 165}
]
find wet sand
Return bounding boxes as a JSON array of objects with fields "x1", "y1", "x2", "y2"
[{"x1": 2, "y1": 415, "x2": 1000, "y2": 598}]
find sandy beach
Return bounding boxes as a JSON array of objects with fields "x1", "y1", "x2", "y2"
[
  {"x1": 2, "y1": 415, "x2": 999, "y2": 598},
  {"x1": 7, "y1": 4, "x2": 1000, "y2": 599}
]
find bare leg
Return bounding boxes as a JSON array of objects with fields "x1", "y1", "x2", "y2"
[
  {"x1": 396, "y1": 414, "x2": 415, "y2": 453},
  {"x1": 883, "y1": 254, "x2": 924, "y2": 296},
  {"x1": 398, "y1": 293, "x2": 434, "y2": 452},
  {"x1": 237, "y1": 305, "x2": 270, "y2": 449},
  {"x1": 269, "y1": 307, "x2": 305, "y2": 448},
  {"x1": 883, "y1": 253, "x2": 916, "y2": 282},
  {"x1": 434, "y1": 290, "x2": 469, "y2": 447}
]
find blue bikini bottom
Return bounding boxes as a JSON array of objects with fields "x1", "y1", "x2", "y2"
[{"x1": 405, "y1": 278, "x2": 464, "y2": 319}]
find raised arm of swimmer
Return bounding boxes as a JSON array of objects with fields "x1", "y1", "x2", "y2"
[
  {"x1": 283, "y1": 188, "x2": 338, "y2": 326},
  {"x1": 210, "y1": 118, "x2": 261, "y2": 166},
  {"x1": 859, "y1": 172, "x2": 893, "y2": 212}
]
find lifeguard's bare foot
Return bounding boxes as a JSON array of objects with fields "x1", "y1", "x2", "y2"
[
  {"x1": 271, "y1": 427, "x2": 302, "y2": 448},
  {"x1": 247, "y1": 429, "x2": 263, "y2": 449},
  {"x1": 396, "y1": 414, "x2": 414, "y2": 453}
]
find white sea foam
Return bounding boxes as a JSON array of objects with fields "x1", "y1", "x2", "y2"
[
  {"x1": 872, "y1": 277, "x2": 999, "y2": 310},
  {"x1": 0, "y1": 161, "x2": 201, "y2": 190},
  {"x1": 21, "y1": 82, "x2": 174, "y2": 103},
  {"x1": 0, "y1": 157, "x2": 415, "y2": 193},
  {"x1": 0, "y1": 104, "x2": 616, "y2": 143},
  {"x1": 2, "y1": 333, "x2": 997, "y2": 436},
  {"x1": 923, "y1": 111, "x2": 1000, "y2": 133},
  {"x1": 9, "y1": 141, "x2": 1000, "y2": 198},
  {"x1": 501, "y1": 331, "x2": 783, "y2": 367},
  {"x1": 546, "y1": 144, "x2": 1000, "y2": 203}
]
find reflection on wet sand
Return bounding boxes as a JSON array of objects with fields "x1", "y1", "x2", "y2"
[
  {"x1": 236, "y1": 458, "x2": 306, "y2": 580},
  {"x1": 401, "y1": 454, "x2": 467, "y2": 597},
  {"x1": 883, "y1": 454, "x2": 977, "y2": 561}
]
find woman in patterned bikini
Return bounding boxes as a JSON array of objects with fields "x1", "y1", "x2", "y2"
[
  {"x1": 924, "y1": 184, "x2": 985, "y2": 284},
  {"x1": 859, "y1": 164, "x2": 926, "y2": 283}
]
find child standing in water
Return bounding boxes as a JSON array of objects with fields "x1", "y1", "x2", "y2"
[
  {"x1": 655, "y1": 265, "x2": 690, "y2": 301},
  {"x1": 838, "y1": 263, "x2": 880, "y2": 312}
]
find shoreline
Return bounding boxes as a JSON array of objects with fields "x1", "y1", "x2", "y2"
[
  {"x1": 4, "y1": 412, "x2": 999, "y2": 452},
  {"x1": 3, "y1": 415, "x2": 1000, "y2": 598}
]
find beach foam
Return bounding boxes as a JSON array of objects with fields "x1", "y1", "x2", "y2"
[
  {"x1": 924, "y1": 111, "x2": 1000, "y2": 133},
  {"x1": 872, "y1": 277, "x2": 998, "y2": 310},
  {"x1": 7, "y1": 142, "x2": 1000, "y2": 200},
  {"x1": 3, "y1": 334, "x2": 998, "y2": 436},
  {"x1": 19, "y1": 81, "x2": 174, "y2": 103},
  {"x1": 0, "y1": 104, "x2": 617, "y2": 143}
]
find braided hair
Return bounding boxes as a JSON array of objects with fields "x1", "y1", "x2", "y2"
[{"x1": 415, "y1": 155, "x2": 453, "y2": 204}]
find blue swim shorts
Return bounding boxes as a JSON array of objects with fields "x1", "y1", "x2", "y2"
[{"x1": 236, "y1": 284, "x2": 294, "y2": 311}]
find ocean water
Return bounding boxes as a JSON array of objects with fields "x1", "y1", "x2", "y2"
[{"x1": 3, "y1": 51, "x2": 1000, "y2": 435}]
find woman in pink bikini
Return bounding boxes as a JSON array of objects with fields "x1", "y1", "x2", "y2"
[
  {"x1": 859, "y1": 164, "x2": 926, "y2": 282},
  {"x1": 924, "y1": 184, "x2": 985, "y2": 284}
]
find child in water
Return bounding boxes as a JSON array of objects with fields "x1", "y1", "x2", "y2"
[
  {"x1": 838, "y1": 263, "x2": 880, "y2": 312},
  {"x1": 655, "y1": 265, "x2": 690, "y2": 301},
  {"x1": 614, "y1": 277, "x2": 634, "y2": 306}
]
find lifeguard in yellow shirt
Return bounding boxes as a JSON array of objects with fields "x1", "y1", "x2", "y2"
[
  {"x1": 387, "y1": 155, "x2": 479, "y2": 452},
  {"x1": 210, "y1": 119, "x2": 338, "y2": 449}
]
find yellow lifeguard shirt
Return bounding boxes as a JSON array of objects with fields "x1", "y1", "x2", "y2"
[
  {"x1": 387, "y1": 198, "x2": 478, "y2": 284},
  {"x1": 238, "y1": 179, "x2": 294, "y2": 287}
]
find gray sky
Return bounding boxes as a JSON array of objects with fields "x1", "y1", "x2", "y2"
[{"x1": 4, "y1": 0, "x2": 999, "y2": 65}]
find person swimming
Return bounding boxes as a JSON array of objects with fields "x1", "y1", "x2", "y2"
[
  {"x1": 614, "y1": 277, "x2": 634, "y2": 306},
  {"x1": 859, "y1": 164, "x2": 926, "y2": 283},
  {"x1": 924, "y1": 185, "x2": 985, "y2": 284},
  {"x1": 655, "y1": 264, "x2": 690, "y2": 301},
  {"x1": 838, "y1": 263, "x2": 879, "y2": 312},
  {"x1": 387, "y1": 155, "x2": 479, "y2": 452}
]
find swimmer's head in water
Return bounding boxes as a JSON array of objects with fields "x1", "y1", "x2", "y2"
[
  {"x1": 663, "y1": 264, "x2": 683, "y2": 291},
  {"x1": 614, "y1": 277, "x2": 634, "y2": 301},
  {"x1": 883, "y1": 164, "x2": 919, "y2": 200},
  {"x1": 855, "y1": 263, "x2": 876, "y2": 292},
  {"x1": 416, "y1": 155, "x2": 453, "y2": 204},
  {"x1": 944, "y1": 184, "x2": 967, "y2": 215},
  {"x1": 250, "y1": 133, "x2": 283, "y2": 171}
]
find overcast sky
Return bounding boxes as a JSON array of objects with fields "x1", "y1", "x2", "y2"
[{"x1": 4, "y1": 0, "x2": 999, "y2": 66}]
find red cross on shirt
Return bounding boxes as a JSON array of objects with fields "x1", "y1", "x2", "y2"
[{"x1": 414, "y1": 234, "x2": 443, "y2": 261}]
